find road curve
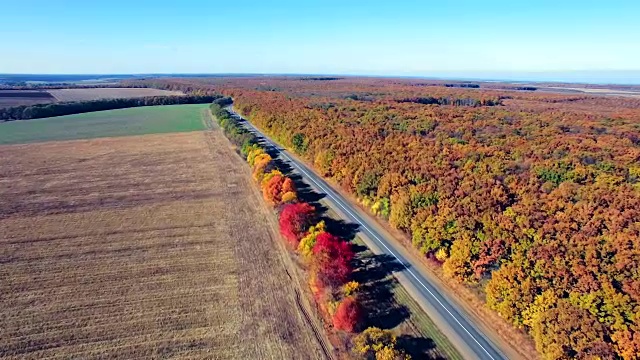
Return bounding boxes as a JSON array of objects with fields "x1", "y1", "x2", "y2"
[{"x1": 227, "y1": 107, "x2": 508, "y2": 360}]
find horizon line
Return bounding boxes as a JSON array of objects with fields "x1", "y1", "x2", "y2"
[{"x1": 2, "y1": 70, "x2": 640, "y2": 86}]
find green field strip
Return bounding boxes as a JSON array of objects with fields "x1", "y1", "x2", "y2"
[{"x1": 0, "y1": 104, "x2": 209, "y2": 145}]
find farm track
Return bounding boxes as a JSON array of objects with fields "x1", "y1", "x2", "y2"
[{"x1": 291, "y1": 273, "x2": 334, "y2": 360}]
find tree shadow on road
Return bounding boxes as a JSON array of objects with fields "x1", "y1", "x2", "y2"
[
  {"x1": 352, "y1": 250, "x2": 410, "y2": 330},
  {"x1": 322, "y1": 217, "x2": 359, "y2": 242},
  {"x1": 352, "y1": 250, "x2": 441, "y2": 358}
]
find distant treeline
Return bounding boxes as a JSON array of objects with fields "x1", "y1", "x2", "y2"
[
  {"x1": 120, "y1": 80, "x2": 219, "y2": 96},
  {"x1": 398, "y1": 96, "x2": 503, "y2": 107},
  {"x1": 0, "y1": 95, "x2": 223, "y2": 121},
  {"x1": 299, "y1": 77, "x2": 344, "y2": 81},
  {"x1": 444, "y1": 83, "x2": 480, "y2": 88}
]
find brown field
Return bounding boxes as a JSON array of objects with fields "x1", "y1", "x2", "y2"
[
  {"x1": 542, "y1": 86, "x2": 640, "y2": 98},
  {"x1": 0, "y1": 132, "x2": 325, "y2": 359},
  {"x1": 0, "y1": 90, "x2": 55, "y2": 108},
  {"x1": 47, "y1": 88, "x2": 184, "y2": 102}
]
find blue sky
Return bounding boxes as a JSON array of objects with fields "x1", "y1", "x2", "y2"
[{"x1": 1, "y1": 0, "x2": 639, "y2": 79}]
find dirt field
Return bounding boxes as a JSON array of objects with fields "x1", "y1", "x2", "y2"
[
  {"x1": 0, "y1": 132, "x2": 325, "y2": 359},
  {"x1": 47, "y1": 88, "x2": 183, "y2": 102},
  {"x1": 543, "y1": 86, "x2": 640, "y2": 98},
  {"x1": 0, "y1": 90, "x2": 55, "y2": 108}
]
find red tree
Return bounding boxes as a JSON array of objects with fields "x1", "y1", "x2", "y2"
[
  {"x1": 333, "y1": 296, "x2": 362, "y2": 332},
  {"x1": 312, "y1": 232, "x2": 354, "y2": 288},
  {"x1": 279, "y1": 202, "x2": 315, "y2": 246}
]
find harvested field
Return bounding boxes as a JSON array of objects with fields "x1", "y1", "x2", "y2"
[
  {"x1": 0, "y1": 88, "x2": 184, "y2": 109},
  {"x1": 0, "y1": 131, "x2": 325, "y2": 359},
  {"x1": 47, "y1": 88, "x2": 183, "y2": 102},
  {"x1": 0, "y1": 90, "x2": 55, "y2": 108},
  {"x1": 0, "y1": 104, "x2": 208, "y2": 145}
]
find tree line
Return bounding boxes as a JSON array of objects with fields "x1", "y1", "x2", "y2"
[
  {"x1": 444, "y1": 83, "x2": 480, "y2": 88},
  {"x1": 397, "y1": 96, "x2": 503, "y2": 107},
  {"x1": 0, "y1": 95, "x2": 223, "y2": 121}
]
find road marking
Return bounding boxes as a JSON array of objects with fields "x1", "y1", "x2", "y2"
[{"x1": 235, "y1": 112, "x2": 501, "y2": 360}]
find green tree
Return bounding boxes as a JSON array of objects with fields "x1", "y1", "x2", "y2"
[{"x1": 292, "y1": 132, "x2": 307, "y2": 153}]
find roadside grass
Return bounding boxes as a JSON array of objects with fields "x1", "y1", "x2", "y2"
[{"x1": 0, "y1": 103, "x2": 208, "y2": 145}]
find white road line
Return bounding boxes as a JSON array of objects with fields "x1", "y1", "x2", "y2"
[{"x1": 238, "y1": 114, "x2": 502, "y2": 360}]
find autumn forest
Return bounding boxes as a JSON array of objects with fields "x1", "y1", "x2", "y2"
[{"x1": 131, "y1": 77, "x2": 640, "y2": 359}]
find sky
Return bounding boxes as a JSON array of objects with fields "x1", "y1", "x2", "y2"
[{"x1": 1, "y1": 0, "x2": 639, "y2": 82}]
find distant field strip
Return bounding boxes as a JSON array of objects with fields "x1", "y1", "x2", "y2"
[
  {"x1": 47, "y1": 88, "x2": 184, "y2": 102},
  {"x1": 0, "y1": 90, "x2": 55, "y2": 108},
  {"x1": 0, "y1": 132, "x2": 324, "y2": 359},
  {"x1": 0, "y1": 104, "x2": 208, "y2": 145}
]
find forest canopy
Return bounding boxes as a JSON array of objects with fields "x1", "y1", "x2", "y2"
[{"x1": 132, "y1": 77, "x2": 640, "y2": 359}]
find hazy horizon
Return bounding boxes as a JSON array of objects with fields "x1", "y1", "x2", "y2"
[
  {"x1": 2, "y1": 0, "x2": 638, "y2": 82},
  {"x1": 2, "y1": 70, "x2": 640, "y2": 85}
]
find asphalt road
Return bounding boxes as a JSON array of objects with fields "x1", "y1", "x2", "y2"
[{"x1": 227, "y1": 107, "x2": 508, "y2": 360}]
